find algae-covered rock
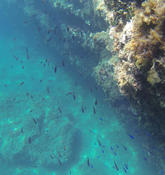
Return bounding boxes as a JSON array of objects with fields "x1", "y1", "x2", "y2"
[{"x1": 147, "y1": 66, "x2": 161, "y2": 86}]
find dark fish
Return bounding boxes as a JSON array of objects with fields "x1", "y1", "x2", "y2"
[
  {"x1": 62, "y1": 60, "x2": 65, "y2": 67},
  {"x1": 114, "y1": 161, "x2": 119, "y2": 171},
  {"x1": 58, "y1": 152, "x2": 62, "y2": 158},
  {"x1": 72, "y1": 35, "x2": 75, "y2": 40},
  {"x1": 58, "y1": 158, "x2": 62, "y2": 166},
  {"x1": 87, "y1": 157, "x2": 90, "y2": 167},
  {"x1": 48, "y1": 29, "x2": 52, "y2": 34},
  {"x1": 97, "y1": 138, "x2": 102, "y2": 147},
  {"x1": 26, "y1": 48, "x2": 30, "y2": 60},
  {"x1": 67, "y1": 27, "x2": 70, "y2": 32},
  {"x1": 50, "y1": 154, "x2": 54, "y2": 159},
  {"x1": 81, "y1": 106, "x2": 85, "y2": 113},
  {"x1": 23, "y1": 21, "x2": 28, "y2": 24},
  {"x1": 58, "y1": 107, "x2": 62, "y2": 113},
  {"x1": 47, "y1": 37, "x2": 52, "y2": 42},
  {"x1": 80, "y1": 31, "x2": 83, "y2": 37},
  {"x1": 33, "y1": 118, "x2": 37, "y2": 125},
  {"x1": 40, "y1": 79, "x2": 42, "y2": 83},
  {"x1": 22, "y1": 66, "x2": 24, "y2": 69},
  {"x1": 94, "y1": 99, "x2": 98, "y2": 105},
  {"x1": 21, "y1": 128, "x2": 24, "y2": 133},
  {"x1": 124, "y1": 163, "x2": 128, "y2": 170},
  {"x1": 46, "y1": 87, "x2": 50, "y2": 94},
  {"x1": 28, "y1": 137, "x2": 32, "y2": 144},
  {"x1": 93, "y1": 106, "x2": 96, "y2": 114},
  {"x1": 26, "y1": 92, "x2": 29, "y2": 96},
  {"x1": 73, "y1": 94, "x2": 76, "y2": 100},
  {"x1": 123, "y1": 145, "x2": 127, "y2": 151},
  {"x1": 110, "y1": 146, "x2": 113, "y2": 151},
  {"x1": 144, "y1": 157, "x2": 147, "y2": 161},
  {"x1": 37, "y1": 26, "x2": 41, "y2": 32},
  {"x1": 20, "y1": 81, "x2": 24, "y2": 86},
  {"x1": 54, "y1": 26, "x2": 57, "y2": 34},
  {"x1": 123, "y1": 167, "x2": 127, "y2": 173},
  {"x1": 90, "y1": 88, "x2": 93, "y2": 93},
  {"x1": 63, "y1": 38, "x2": 66, "y2": 42},
  {"x1": 13, "y1": 55, "x2": 19, "y2": 61},
  {"x1": 54, "y1": 66, "x2": 57, "y2": 73},
  {"x1": 31, "y1": 14, "x2": 37, "y2": 18},
  {"x1": 128, "y1": 134, "x2": 135, "y2": 139},
  {"x1": 66, "y1": 92, "x2": 73, "y2": 95},
  {"x1": 113, "y1": 152, "x2": 117, "y2": 156}
]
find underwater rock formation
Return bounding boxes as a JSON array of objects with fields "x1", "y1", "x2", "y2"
[
  {"x1": 109, "y1": 0, "x2": 165, "y2": 134},
  {"x1": 99, "y1": 0, "x2": 165, "y2": 171}
]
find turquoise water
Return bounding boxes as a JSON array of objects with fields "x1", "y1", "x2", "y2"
[{"x1": 0, "y1": 1, "x2": 164, "y2": 175}]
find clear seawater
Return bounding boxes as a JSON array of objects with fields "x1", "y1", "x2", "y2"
[{"x1": 0, "y1": 1, "x2": 164, "y2": 175}]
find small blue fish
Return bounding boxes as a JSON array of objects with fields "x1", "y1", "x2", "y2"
[
  {"x1": 161, "y1": 169, "x2": 164, "y2": 175},
  {"x1": 99, "y1": 117, "x2": 104, "y2": 121},
  {"x1": 144, "y1": 157, "x2": 147, "y2": 161},
  {"x1": 128, "y1": 134, "x2": 135, "y2": 139}
]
